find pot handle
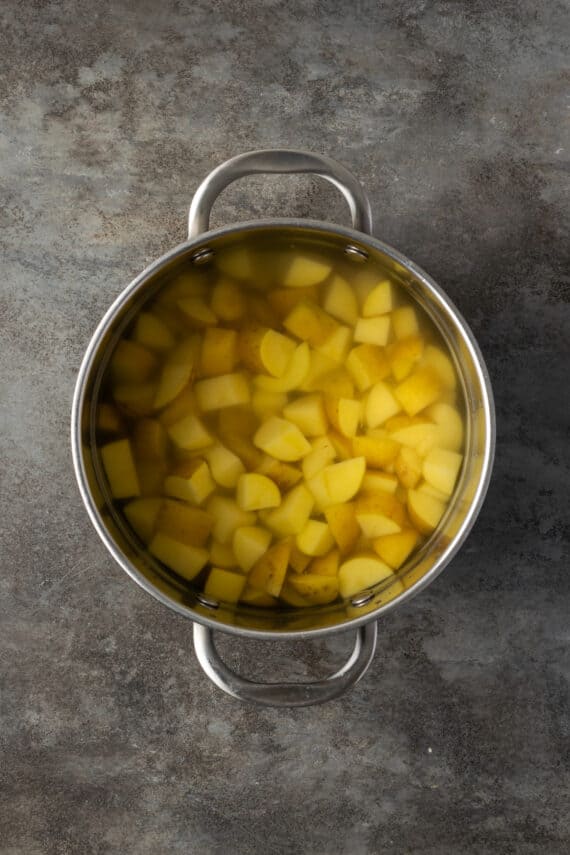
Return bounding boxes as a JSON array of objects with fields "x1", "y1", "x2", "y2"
[
  {"x1": 192, "y1": 621, "x2": 377, "y2": 707},
  {"x1": 188, "y1": 149, "x2": 373, "y2": 238}
]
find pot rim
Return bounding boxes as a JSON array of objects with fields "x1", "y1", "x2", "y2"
[{"x1": 71, "y1": 217, "x2": 496, "y2": 639}]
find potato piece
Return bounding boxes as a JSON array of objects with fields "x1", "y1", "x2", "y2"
[
  {"x1": 422, "y1": 448, "x2": 463, "y2": 496},
  {"x1": 309, "y1": 548, "x2": 340, "y2": 577},
  {"x1": 254, "y1": 342, "x2": 310, "y2": 393},
  {"x1": 178, "y1": 296, "x2": 217, "y2": 327},
  {"x1": 164, "y1": 459, "x2": 215, "y2": 505},
  {"x1": 237, "y1": 473, "x2": 281, "y2": 511},
  {"x1": 288, "y1": 573, "x2": 339, "y2": 605},
  {"x1": 111, "y1": 340, "x2": 157, "y2": 384},
  {"x1": 327, "y1": 430, "x2": 354, "y2": 460},
  {"x1": 124, "y1": 497, "x2": 162, "y2": 543},
  {"x1": 134, "y1": 312, "x2": 175, "y2": 352},
  {"x1": 392, "y1": 306, "x2": 419, "y2": 340},
  {"x1": 253, "y1": 416, "x2": 311, "y2": 461},
  {"x1": 417, "y1": 480, "x2": 449, "y2": 502},
  {"x1": 156, "y1": 499, "x2": 213, "y2": 546},
  {"x1": 167, "y1": 414, "x2": 213, "y2": 451},
  {"x1": 206, "y1": 496, "x2": 256, "y2": 545},
  {"x1": 210, "y1": 279, "x2": 247, "y2": 321},
  {"x1": 216, "y1": 247, "x2": 253, "y2": 280},
  {"x1": 279, "y1": 581, "x2": 311, "y2": 607},
  {"x1": 114, "y1": 383, "x2": 157, "y2": 419},
  {"x1": 394, "y1": 446, "x2": 423, "y2": 489},
  {"x1": 387, "y1": 335, "x2": 424, "y2": 382},
  {"x1": 325, "y1": 397, "x2": 361, "y2": 438},
  {"x1": 361, "y1": 471, "x2": 399, "y2": 495},
  {"x1": 255, "y1": 456, "x2": 302, "y2": 491},
  {"x1": 315, "y1": 325, "x2": 352, "y2": 363},
  {"x1": 324, "y1": 503, "x2": 360, "y2": 555},
  {"x1": 355, "y1": 491, "x2": 407, "y2": 527},
  {"x1": 248, "y1": 538, "x2": 292, "y2": 597},
  {"x1": 365, "y1": 381, "x2": 401, "y2": 427},
  {"x1": 283, "y1": 255, "x2": 332, "y2": 288},
  {"x1": 240, "y1": 586, "x2": 278, "y2": 607},
  {"x1": 319, "y1": 368, "x2": 355, "y2": 399},
  {"x1": 101, "y1": 439, "x2": 140, "y2": 499},
  {"x1": 296, "y1": 520, "x2": 334, "y2": 556},
  {"x1": 284, "y1": 299, "x2": 339, "y2": 346},
  {"x1": 427, "y1": 403, "x2": 464, "y2": 452},
  {"x1": 422, "y1": 345, "x2": 457, "y2": 389},
  {"x1": 395, "y1": 368, "x2": 442, "y2": 417},
  {"x1": 346, "y1": 344, "x2": 390, "y2": 392},
  {"x1": 132, "y1": 418, "x2": 168, "y2": 462},
  {"x1": 233, "y1": 526, "x2": 273, "y2": 573},
  {"x1": 372, "y1": 529, "x2": 419, "y2": 569},
  {"x1": 204, "y1": 567, "x2": 246, "y2": 604},
  {"x1": 157, "y1": 387, "x2": 196, "y2": 427},
  {"x1": 289, "y1": 544, "x2": 312, "y2": 574},
  {"x1": 362, "y1": 280, "x2": 393, "y2": 316},
  {"x1": 267, "y1": 285, "x2": 319, "y2": 317},
  {"x1": 308, "y1": 457, "x2": 366, "y2": 509},
  {"x1": 322, "y1": 274, "x2": 358, "y2": 325},
  {"x1": 154, "y1": 337, "x2": 200, "y2": 410},
  {"x1": 354, "y1": 316, "x2": 390, "y2": 346},
  {"x1": 239, "y1": 326, "x2": 296, "y2": 377},
  {"x1": 203, "y1": 443, "x2": 244, "y2": 489},
  {"x1": 302, "y1": 436, "x2": 336, "y2": 480},
  {"x1": 338, "y1": 553, "x2": 394, "y2": 598},
  {"x1": 251, "y1": 388, "x2": 288, "y2": 419},
  {"x1": 263, "y1": 484, "x2": 314, "y2": 536},
  {"x1": 283, "y1": 394, "x2": 327, "y2": 437},
  {"x1": 355, "y1": 509, "x2": 401, "y2": 538},
  {"x1": 149, "y1": 532, "x2": 208, "y2": 580},
  {"x1": 407, "y1": 489, "x2": 446, "y2": 534},
  {"x1": 199, "y1": 327, "x2": 238, "y2": 377},
  {"x1": 97, "y1": 403, "x2": 124, "y2": 435},
  {"x1": 217, "y1": 427, "x2": 263, "y2": 471},
  {"x1": 298, "y1": 349, "x2": 338, "y2": 391},
  {"x1": 194, "y1": 373, "x2": 250, "y2": 412},
  {"x1": 388, "y1": 421, "x2": 440, "y2": 457},
  {"x1": 209, "y1": 541, "x2": 239, "y2": 569},
  {"x1": 247, "y1": 294, "x2": 281, "y2": 327},
  {"x1": 160, "y1": 272, "x2": 206, "y2": 303}
]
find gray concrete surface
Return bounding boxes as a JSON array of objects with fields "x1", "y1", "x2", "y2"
[{"x1": 1, "y1": 1, "x2": 569, "y2": 852}]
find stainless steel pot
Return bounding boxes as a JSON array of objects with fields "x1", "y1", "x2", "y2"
[{"x1": 71, "y1": 150, "x2": 495, "y2": 707}]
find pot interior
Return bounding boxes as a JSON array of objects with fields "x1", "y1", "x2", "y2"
[{"x1": 75, "y1": 222, "x2": 494, "y2": 636}]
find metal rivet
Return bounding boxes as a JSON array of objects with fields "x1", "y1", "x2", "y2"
[
  {"x1": 191, "y1": 247, "x2": 214, "y2": 265},
  {"x1": 344, "y1": 244, "x2": 369, "y2": 262},
  {"x1": 350, "y1": 591, "x2": 375, "y2": 607},
  {"x1": 196, "y1": 594, "x2": 219, "y2": 609}
]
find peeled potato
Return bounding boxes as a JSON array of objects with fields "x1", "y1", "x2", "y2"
[
  {"x1": 422, "y1": 448, "x2": 463, "y2": 496},
  {"x1": 237, "y1": 473, "x2": 281, "y2": 511},
  {"x1": 322, "y1": 275, "x2": 359, "y2": 325},
  {"x1": 253, "y1": 416, "x2": 312, "y2": 461},
  {"x1": 338, "y1": 554, "x2": 394, "y2": 598},
  {"x1": 283, "y1": 255, "x2": 332, "y2": 288},
  {"x1": 101, "y1": 439, "x2": 140, "y2": 499}
]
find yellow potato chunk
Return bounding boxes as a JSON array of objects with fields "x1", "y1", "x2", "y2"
[
  {"x1": 309, "y1": 548, "x2": 340, "y2": 577},
  {"x1": 194, "y1": 373, "x2": 250, "y2": 411},
  {"x1": 209, "y1": 540, "x2": 238, "y2": 569},
  {"x1": 325, "y1": 397, "x2": 362, "y2": 438},
  {"x1": 319, "y1": 368, "x2": 355, "y2": 399},
  {"x1": 361, "y1": 471, "x2": 399, "y2": 495},
  {"x1": 387, "y1": 335, "x2": 424, "y2": 382},
  {"x1": 253, "y1": 416, "x2": 311, "y2": 461},
  {"x1": 154, "y1": 337, "x2": 199, "y2": 409},
  {"x1": 315, "y1": 325, "x2": 352, "y2": 363},
  {"x1": 101, "y1": 439, "x2": 140, "y2": 499},
  {"x1": 338, "y1": 553, "x2": 394, "y2": 598},
  {"x1": 372, "y1": 529, "x2": 419, "y2": 569},
  {"x1": 199, "y1": 327, "x2": 238, "y2": 376},
  {"x1": 167, "y1": 414, "x2": 213, "y2": 451},
  {"x1": 395, "y1": 368, "x2": 442, "y2": 416},
  {"x1": 110, "y1": 340, "x2": 157, "y2": 384},
  {"x1": 279, "y1": 581, "x2": 311, "y2": 607},
  {"x1": 324, "y1": 502, "x2": 361, "y2": 556},
  {"x1": 255, "y1": 456, "x2": 302, "y2": 490},
  {"x1": 216, "y1": 247, "x2": 254, "y2": 280},
  {"x1": 254, "y1": 342, "x2": 310, "y2": 393},
  {"x1": 356, "y1": 491, "x2": 407, "y2": 526},
  {"x1": 251, "y1": 388, "x2": 288, "y2": 419},
  {"x1": 233, "y1": 525, "x2": 273, "y2": 573},
  {"x1": 134, "y1": 312, "x2": 176, "y2": 352},
  {"x1": 237, "y1": 473, "x2": 281, "y2": 511},
  {"x1": 346, "y1": 344, "x2": 391, "y2": 392},
  {"x1": 283, "y1": 255, "x2": 332, "y2": 288},
  {"x1": 267, "y1": 285, "x2": 319, "y2": 318},
  {"x1": 302, "y1": 436, "x2": 337, "y2": 480},
  {"x1": 296, "y1": 519, "x2": 334, "y2": 556},
  {"x1": 422, "y1": 345, "x2": 457, "y2": 389},
  {"x1": 355, "y1": 506, "x2": 401, "y2": 538},
  {"x1": 417, "y1": 480, "x2": 449, "y2": 502},
  {"x1": 322, "y1": 275, "x2": 358, "y2": 325},
  {"x1": 124, "y1": 497, "x2": 163, "y2": 543},
  {"x1": 239, "y1": 326, "x2": 296, "y2": 377},
  {"x1": 157, "y1": 387, "x2": 196, "y2": 427},
  {"x1": 365, "y1": 382, "x2": 401, "y2": 428},
  {"x1": 284, "y1": 299, "x2": 339, "y2": 346},
  {"x1": 388, "y1": 421, "x2": 440, "y2": 457},
  {"x1": 204, "y1": 567, "x2": 246, "y2": 604},
  {"x1": 205, "y1": 443, "x2": 245, "y2": 488},
  {"x1": 263, "y1": 484, "x2": 314, "y2": 536},
  {"x1": 164, "y1": 459, "x2": 215, "y2": 505},
  {"x1": 394, "y1": 446, "x2": 423, "y2": 489},
  {"x1": 240, "y1": 586, "x2": 278, "y2": 607},
  {"x1": 288, "y1": 573, "x2": 339, "y2": 605},
  {"x1": 283, "y1": 394, "x2": 328, "y2": 437},
  {"x1": 407, "y1": 489, "x2": 446, "y2": 534},
  {"x1": 354, "y1": 315, "x2": 390, "y2": 346},
  {"x1": 427, "y1": 403, "x2": 464, "y2": 451},
  {"x1": 248, "y1": 538, "x2": 292, "y2": 596},
  {"x1": 307, "y1": 457, "x2": 366, "y2": 509},
  {"x1": 210, "y1": 279, "x2": 247, "y2": 321},
  {"x1": 206, "y1": 496, "x2": 256, "y2": 544},
  {"x1": 155, "y1": 499, "x2": 213, "y2": 546},
  {"x1": 149, "y1": 532, "x2": 208, "y2": 580},
  {"x1": 362, "y1": 280, "x2": 393, "y2": 316},
  {"x1": 298, "y1": 349, "x2": 339, "y2": 391},
  {"x1": 422, "y1": 448, "x2": 463, "y2": 496},
  {"x1": 392, "y1": 306, "x2": 419, "y2": 340},
  {"x1": 289, "y1": 544, "x2": 312, "y2": 574},
  {"x1": 178, "y1": 296, "x2": 217, "y2": 327}
]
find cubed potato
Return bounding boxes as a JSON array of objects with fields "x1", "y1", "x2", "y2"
[
  {"x1": 407, "y1": 489, "x2": 446, "y2": 534},
  {"x1": 97, "y1": 403, "x2": 124, "y2": 434},
  {"x1": 194, "y1": 373, "x2": 250, "y2": 411},
  {"x1": 392, "y1": 306, "x2": 419, "y2": 340},
  {"x1": 217, "y1": 427, "x2": 263, "y2": 471},
  {"x1": 288, "y1": 573, "x2": 339, "y2": 605},
  {"x1": 307, "y1": 457, "x2": 366, "y2": 509},
  {"x1": 124, "y1": 497, "x2": 163, "y2": 543},
  {"x1": 253, "y1": 416, "x2": 311, "y2": 461},
  {"x1": 394, "y1": 446, "x2": 423, "y2": 488},
  {"x1": 346, "y1": 344, "x2": 391, "y2": 392},
  {"x1": 354, "y1": 315, "x2": 390, "y2": 346},
  {"x1": 238, "y1": 326, "x2": 296, "y2": 377},
  {"x1": 199, "y1": 327, "x2": 238, "y2": 376},
  {"x1": 325, "y1": 397, "x2": 361, "y2": 438},
  {"x1": 255, "y1": 456, "x2": 302, "y2": 490},
  {"x1": 154, "y1": 337, "x2": 200, "y2": 409},
  {"x1": 204, "y1": 567, "x2": 246, "y2": 604},
  {"x1": 355, "y1": 491, "x2": 407, "y2": 527},
  {"x1": 296, "y1": 519, "x2": 334, "y2": 556},
  {"x1": 233, "y1": 525, "x2": 272, "y2": 572},
  {"x1": 205, "y1": 443, "x2": 245, "y2": 488},
  {"x1": 248, "y1": 538, "x2": 292, "y2": 597},
  {"x1": 209, "y1": 540, "x2": 239, "y2": 569},
  {"x1": 284, "y1": 299, "x2": 339, "y2": 346},
  {"x1": 157, "y1": 387, "x2": 197, "y2": 427},
  {"x1": 216, "y1": 247, "x2": 253, "y2": 280},
  {"x1": 309, "y1": 548, "x2": 340, "y2": 577},
  {"x1": 422, "y1": 345, "x2": 457, "y2": 389},
  {"x1": 283, "y1": 394, "x2": 328, "y2": 436},
  {"x1": 237, "y1": 473, "x2": 281, "y2": 511},
  {"x1": 254, "y1": 342, "x2": 310, "y2": 393},
  {"x1": 210, "y1": 279, "x2": 247, "y2": 321},
  {"x1": 361, "y1": 471, "x2": 399, "y2": 495},
  {"x1": 178, "y1": 297, "x2": 217, "y2": 327},
  {"x1": 315, "y1": 325, "x2": 352, "y2": 363},
  {"x1": 355, "y1": 509, "x2": 401, "y2": 538},
  {"x1": 101, "y1": 439, "x2": 140, "y2": 499},
  {"x1": 302, "y1": 436, "x2": 337, "y2": 480},
  {"x1": 388, "y1": 421, "x2": 440, "y2": 457},
  {"x1": 372, "y1": 529, "x2": 419, "y2": 569},
  {"x1": 206, "y1": 496, "x2": 256, "y2": 544},
  {"x1": 289, "y1": 544, "x2": 312, "y2": 574},
  {"x1": 422, "y1": 448, "x2": 463, "y2": 496},
  {"x1": 395, "y1": 368, "x2": 442, "y2": 416},
  {"x1": 160, "y1": 272, "x2": 206, "y2": 303},
  {"x1": 134, "y1": 312, "x2": 176, "y2": 352},
  {"x1": 327, "y1": 430, "x2": 354, "y2": 460},
  {"x1": 132, "y1": 418, "x2": 168, "y2": 462},
  {"x1": 322, "y1": 275, "x2": 358, "y2": 325},
  {"x1": 283, "y1": 255, "x2": 332, "y2": 288},
  {"x1": 240, "y1": 586, "x2": 278, "y2": 607},
  {"x1": 267, "y1": 285, "x2": 319, "y2": 317},
  {"x1": 417, "y1": 480, "x2": 449, "y2": 502},
  {"x1": 352, "y1": 271, "x2": 380, "y2": 310},
  {"x1": 113, "y1": 383, "x2": 157, "y2": 417},
  {"x1": 155, "y1": 499, "x2": 213, "y2": 546},
  {"x1": 167, "y1": 414, "x2": 213, "y2": 451},
  {"x1": 387, "y1": 335, "x2": 424, "y2": 381},
  {"x1": 110, "y1": 340, "x2": 158, "y2": 384},
  {"x1": 149, "y1": 532, "x2": 208, "y2": 580},
  {"x1": 427, "y1": 403, "x2": 464, "y2": 451},
  {"x1": 279, "y1": 581, "x2": 311, "y2": 607},
  {"x1": 365, "y1": 381, "x2": 401, "y2": 427},
  {"x1": 338, "y1": 553, "x2": 394, "y2": 598},
  {"x1": 251, "y1": 388, "x2": 289, "y2": 419},
  {"x1": 164, "y1": 459, "x2": 215, "y2": 505},
  {"x1": 324, "y1": 503, "x2": 360, "y2": 555},
  {"x1": 298, "y1": 349, "x2": 338, "y2": 391},
  {"x1": 263, "y1": 484, "x2": 314, "y2": 536},
  {"x1": 318, "y1": 368, "x2": 355, "y2": 400},
  {"x1": 362, "y1": 280, "x2": 393, "y2": 316}
]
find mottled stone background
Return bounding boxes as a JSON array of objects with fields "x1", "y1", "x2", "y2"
[{"x1": 1, "y1": 1, "x2": 568, "y2": 853}]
